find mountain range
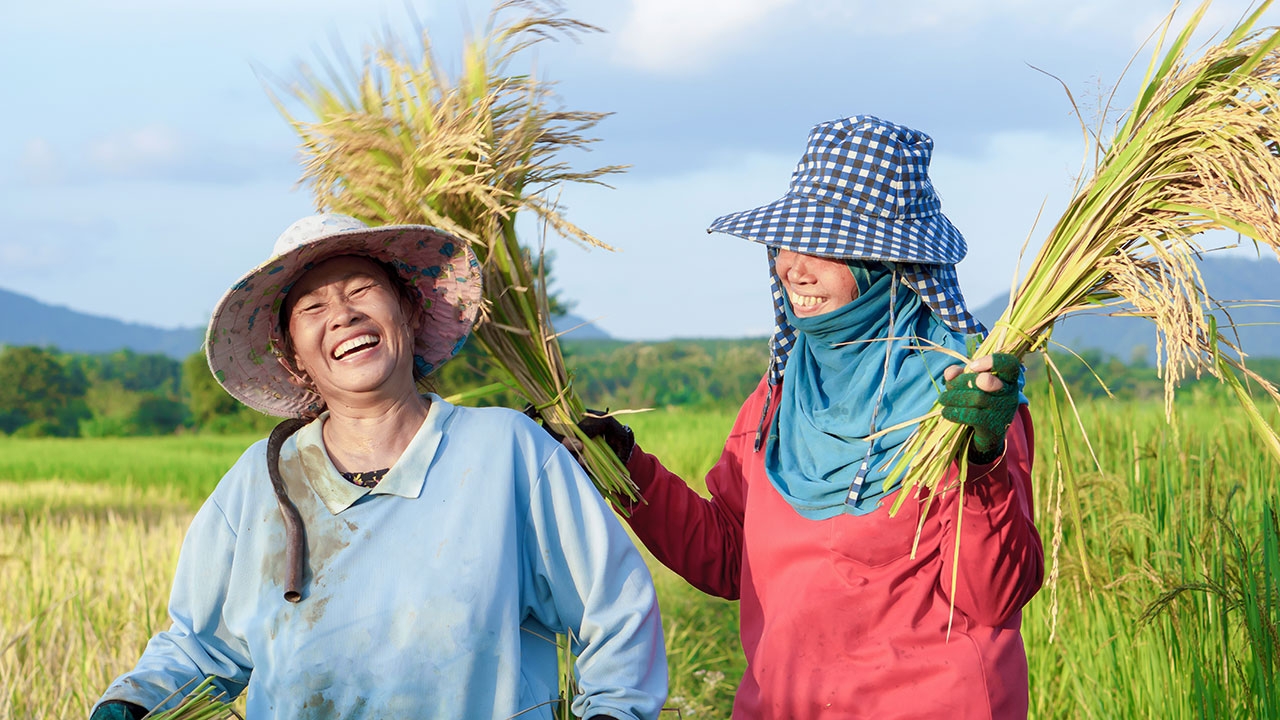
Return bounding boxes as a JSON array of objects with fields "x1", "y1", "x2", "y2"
[
  {"x1": 970, "y1": 255, "x2": 1279, "y2": 361},
  {"x1": 1, "y1": 255, "x2": 1275, "y2": 359},
  {"x1": 0, "y1": 287, "x2": 609, "y2": 359}
]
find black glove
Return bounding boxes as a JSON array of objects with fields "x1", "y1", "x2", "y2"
[
  {"x1": 523, "y1": 405, "x2": 635, "y2": 464},
  {"x1": 939, "y1": 353, "x2": 1022, "y2": 465},
  {"x1": 90, "y1": 701, "x2": 149, "y2": 720},
  {"x1": 578, "y1": 410, "x2": 636, "y2": 464}
]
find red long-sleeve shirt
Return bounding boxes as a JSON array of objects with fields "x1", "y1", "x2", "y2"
[{"x1": 625, "y1": 376, "x2": 1043, "y2": 719}]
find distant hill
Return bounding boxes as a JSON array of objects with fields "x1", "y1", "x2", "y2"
[
  {"x1": 971, "y1": 255, "x2": 1280, "y2": 360},
  {"x1": 0, "y1": 288, "x2": 206, "y2": 359},
  {"x1": 4, "y1": 256, "x2": 1270, "y2": 361},
  {"x1": 551, "y1": 313, "x2": 612, "y2": 341},
  {"x1": 0, "y1": 287, "x2": 610, "y2": 359}
]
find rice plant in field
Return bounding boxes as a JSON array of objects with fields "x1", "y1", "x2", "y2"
[
  {"x1": 269, "y1": 0, "x2": 636, "y2": 504},
  {"x1": 1020, "y1": 392, "x2": 1280, "y2": 719},
  {"x1": 0, "y1": 504, "x2": 192, "y2": 718},
  {"x1": 4, "y1": 401, "x2": 1278, "y2": 718},
  {"x1": 0, "y1": 435, "x2": 257, "y2": 506}
]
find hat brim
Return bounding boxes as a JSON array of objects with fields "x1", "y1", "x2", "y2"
[
  {"x1": 707, "y1": 192, "x2": 967, "y2": 265},
  {"x1": 206, "y1": 224, "x2": 481, "y2": 419}
]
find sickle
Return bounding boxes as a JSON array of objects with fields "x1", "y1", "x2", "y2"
[{"x1": 267, "y1": 417, "x2": 309, "y2": 602}]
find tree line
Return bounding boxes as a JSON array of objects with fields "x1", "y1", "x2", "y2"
[{"x1": 1, "y1": 341, "x2": 1277, "y2": 438}]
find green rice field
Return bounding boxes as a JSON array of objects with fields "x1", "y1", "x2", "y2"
[{"x1": 1, "y1": 395, "x2": 1276, "y2": 718}]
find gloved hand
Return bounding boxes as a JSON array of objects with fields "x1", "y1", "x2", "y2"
[
  {"x1": 90, "y1": 700, "x2": 149, "y2": 720},
  {"x1": 578, "y1": 410, "x2": 636, "y2": 464},
  {"x1": 940, "y1": 353, "x2": 1022, "y2": 465},
  {"x1": 523, "y1": 406, "x2": 635, "y2": 464}
]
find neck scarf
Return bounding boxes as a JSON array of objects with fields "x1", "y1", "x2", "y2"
[{"x1": 764, "y1": 264, "x2": 970, "y2": 518}]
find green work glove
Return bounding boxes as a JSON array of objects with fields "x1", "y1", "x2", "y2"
[
  {"x1": 90, "y1": 701, "x2": 148, "y2": 720},
  {"x1": 940, "y1": 353, "x2": 1022, "y2": 464}
]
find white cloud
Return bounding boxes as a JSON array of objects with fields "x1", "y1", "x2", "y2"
[
  {"x1": 13, "y1": 126, "x2": 288, "y2": 187},
  {"x1": 19, "y1": 138, "x2": 61, "y2": 184},
  {"x1": 609, "y1": 0, "x2": 1278, "y2": 77},
  {"x1": 613, "y1": 0, "x2": 799, "y2": 73},
  {"x1": 0, "y1": 239, "x2": 69, "y2": 271},
  {"x1": 88, "y1": 125, "x2": 186, "y2": 177}
]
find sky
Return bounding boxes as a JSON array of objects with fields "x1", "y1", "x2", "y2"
[{"x1": 2, "y1": 0, "x2": 1276, "y2": 341}]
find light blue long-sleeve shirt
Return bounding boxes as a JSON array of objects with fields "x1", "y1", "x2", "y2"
[{"x1": 92, "y1": 396, "x2": 667, "y2": 719}]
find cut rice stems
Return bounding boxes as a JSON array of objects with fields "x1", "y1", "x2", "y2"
[
  {"x1": 270, "y1": 0, "x2": 637, "y2": 502},
  {"x1": 891, "y1": 0, "x2": 1280, "y2": 511}
]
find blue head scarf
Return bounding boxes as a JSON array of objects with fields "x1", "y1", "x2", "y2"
[{"x1": 763, "y1": 262, "x2": 970, "y2": 518}]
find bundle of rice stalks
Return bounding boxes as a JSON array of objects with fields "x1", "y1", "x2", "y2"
[
  {"x1": 143, "y1": 677, "x2": 240, "y2": 720},
  {"x1": 269, "y1": 0, "x2": 636, "y2": 502},
  {"x1": 890, "y1": 0, "x2": 1280, "y2": 511}
]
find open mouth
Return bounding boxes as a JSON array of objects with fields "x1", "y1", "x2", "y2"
[{"x1": 333, "y1": 334, "x2": 381, "y2": 360}]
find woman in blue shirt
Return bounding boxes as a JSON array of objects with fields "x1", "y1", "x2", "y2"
[{"x1": 90, "y1": 214, "x2": 667, "y2": 720}]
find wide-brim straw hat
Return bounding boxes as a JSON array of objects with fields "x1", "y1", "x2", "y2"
[
  {"x1": 206, "y1": 213, "x2": 482, "y2": 419},
  {"x1": 706, "y1": 115, "x2": 986, "y2": 383}
]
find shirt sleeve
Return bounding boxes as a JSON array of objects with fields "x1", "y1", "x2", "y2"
[
  {"x1": 935, "y1": 404, "x2": 1044, "y2": 626},
  {"x1": 91, "y1": 465, "x2": 255, "y2": 716},
  {"x1": 621, "y1": 380, "x2": 770, "y2": 601},
  {"x1": 521, "y1": 435, "x2": 668, "y2": 720}
]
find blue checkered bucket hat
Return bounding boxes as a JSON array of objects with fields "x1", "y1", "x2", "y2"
[{"x1": 706, "y1": 115, "x2": 987, "y2": 383}]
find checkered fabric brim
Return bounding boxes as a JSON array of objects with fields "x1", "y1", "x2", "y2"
[
  {"x1": 713, "y1": 115, "x2": 987, "y2": 384},
  {"x1": 708, "y1": 115, "x2": 967, "y2": 261}
]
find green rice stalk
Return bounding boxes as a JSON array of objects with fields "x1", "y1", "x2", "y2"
[
  {"x1": 889, "y1": 0, "x2": 1280, "y2": 513},
  {"x1": 143, "y1": 677, "x2": 240, "y2": 720},
  {"x1": 268, "y1": 0, "x2": 637, "y2": 502}
]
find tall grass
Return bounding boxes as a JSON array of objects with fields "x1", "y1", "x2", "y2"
[
  {"x1": 0, "y1": 498, "x2": 190, "y2": 718},
  {"x1": 0, "y1": 435, "x2": 256, "y2": 507},
  {"x1": 1021, "y1": 387, "x2": 1279, "y2": 718},
  {"x1": 2, "y1": 397, "x2": 1277, "y2": 718}
]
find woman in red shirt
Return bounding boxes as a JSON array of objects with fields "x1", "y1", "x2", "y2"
[{"x1": 581, "y1": 116, "x2": 1043, "y2": 719}]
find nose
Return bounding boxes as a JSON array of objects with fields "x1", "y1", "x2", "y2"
[
  {"x1": 328, "y1": 298, "x2": 365, "y2": 329},
  {"x1": 777, "y1": 250, "x2": 812, "y2": 284}
]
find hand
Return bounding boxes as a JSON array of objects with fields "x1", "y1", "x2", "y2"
[
  {"x1": 940, "y1": 353, "x2": 1022, "y2": 464},
  {"x1": 578, "y1": 410, "x2": 636, "y2": 464},
  {"x1": 91, "y1": 701, "x2": 149, "y2": 720},
  {"x1": 523, "y1": 405, "x2": 635, "y2": 464}
]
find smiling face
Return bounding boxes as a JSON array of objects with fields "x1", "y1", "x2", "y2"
[
  {"x1": 282, "y1": 255, "x2": 421, "y2": 405},
  {"x1": 774, "y1": 249, "x2": 860, "y2": 318}
]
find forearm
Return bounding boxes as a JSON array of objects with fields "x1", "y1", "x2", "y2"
[
  {"x1": 93, "y1": 632, "x2": 243, "y2": 712},
  {"x1": 95, "y1": 500, "x2": 251, "y2": 713},
  {"x1": 624, "y1": 446, "x2": 745, "y2": 599}
]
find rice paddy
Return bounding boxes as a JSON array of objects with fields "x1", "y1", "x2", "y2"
[{"x1": 1, "y1": 393, "x2": 1276, "y2": 718}]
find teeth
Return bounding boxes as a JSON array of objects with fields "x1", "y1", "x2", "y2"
[
  {"x1": 790, "y1": 292, "x2": 823, "y2": 308},
  {"x1": 333, "y1": 334, "x2": 380, "y2": 359}
]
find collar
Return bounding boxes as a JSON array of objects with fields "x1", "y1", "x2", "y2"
[{"x1": 282, "y1": 393, "x2": 455, "y2": 514}]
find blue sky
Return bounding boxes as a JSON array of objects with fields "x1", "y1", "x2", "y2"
[{"x1": 2, "y1": 0, "x2": 1274, "y2": 340}]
